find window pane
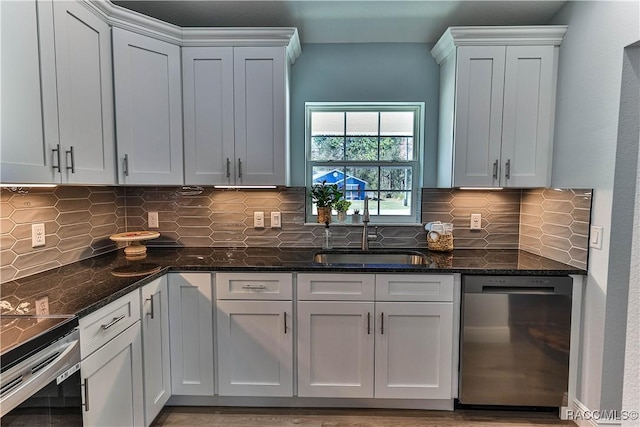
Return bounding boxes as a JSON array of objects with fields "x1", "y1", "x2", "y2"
[
  {"x1": 380, "y1": 137, "x2": 414, "y2": 161},
  {"x1": 311, "y1": 136, "x2": 344, "y2": 160},
  {"x1": 364, "y1": 191, "x2": 380, "y2": 215},
  {"x1": 379, "y1": 191, "x2": 412, "y2": 216},
  {"x1": 312, "y1": 112, "x2": 344, "y2": 136},
  {"x1": 380, "y1": 167, "x2": 412, "y2": 191},
  {"x1": 346, "y1": 137, "x2": 378, "y2": 161},
  {"x1": 346, "y1": 112, "x2": 378, "y2": 136},
  {"x1": 312, "y1": 166, "x2": 346, "y2": 188},
  {"x1": 380, "y1": 111, "x2": 414, "y2": 136},
  {"x1": 346, "y1": 167, "x2": 378, "y2": 197}
]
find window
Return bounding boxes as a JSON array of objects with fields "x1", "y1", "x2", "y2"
[{"x1": 306, "y1": 103, "x2": 424, "y2": 224}]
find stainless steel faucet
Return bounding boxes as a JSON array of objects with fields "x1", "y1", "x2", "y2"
[{"x1": 361, "y1": 197, "x2": 378, "y2": 250}]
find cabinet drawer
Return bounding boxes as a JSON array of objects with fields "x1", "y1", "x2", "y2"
[
  {"x1": 375, "y1": 275, "x2": 454, "y2": 302},
  {"x1": 216, "y1": 273, "x2": 292, "y2": 300},
  {"x1": 79, "y1": 291, "x2": 141, "y2": 358},
  {"x1": 297, "y1": 274, "x2": 375, "y2": 301}
]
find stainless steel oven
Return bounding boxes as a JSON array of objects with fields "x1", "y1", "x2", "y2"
[{"x1": 1, "y1": 316, "x2": 82, "y2": 426}]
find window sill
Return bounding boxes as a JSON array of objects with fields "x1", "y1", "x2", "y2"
[{"x1": 304, "y1": 222, "x2": 423, "y2": 227}]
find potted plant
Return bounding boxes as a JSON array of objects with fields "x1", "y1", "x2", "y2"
[
  {"x1": 309, "y1": 180, "x2": 342, "y2": 224},
  {"x1": 334, "y1": 199, "x2": 351, "y2": 223},
  {"x1": 351, "y1": 209, "x2": 361, "y2": 224}
]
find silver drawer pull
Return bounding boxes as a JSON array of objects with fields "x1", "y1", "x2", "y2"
[
  {"x1": 101, "y1": 314, "x2": 126, "y2": 330},
  {"x1": 146, "y1": 296, "x2": 155, "y2": 320},
  {"x1": 82, "y1": 378, "x2": 89, "y2": 412},
  {"x1": 242, "y1": 284, "x2": 267, "y2": 291}
]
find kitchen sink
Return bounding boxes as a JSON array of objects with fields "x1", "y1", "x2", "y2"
[{"x1": 312, "y1": 250, "x2": 429, "y2": 266}]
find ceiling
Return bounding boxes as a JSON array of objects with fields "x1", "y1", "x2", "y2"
[{"x1": 111, "y1": 0, "x2": 568, "y2": 44}]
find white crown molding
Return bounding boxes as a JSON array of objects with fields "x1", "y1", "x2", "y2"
[
  {"x1": 85, "y1": 0, "x2": 301, "y2": 63},
  {"x1": 431, "y1": 25, "x2": 567, "y2": 64},
  {"x1": 181, "y1": 28, "x2": 302, "y2": 63}
]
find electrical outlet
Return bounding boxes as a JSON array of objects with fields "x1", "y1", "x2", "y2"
[
  {"x1": 270, "y1": 212, "x2": 281, "y2": 229},
  {"x1": 148, "y1": 212, "x2": 159, "y2": 228},
  {"x1": 32, "y1": 223, "x2": 45, "y2": 247},
  {"x1": 35, "y1": 296, "x2": 49, "y2": 318},
  {"x1": 470, "y1": 214, "x2": 482, "y2": 230},
  {"x1": 254, "y1": 211, "x2": 265, "y2": 228}
]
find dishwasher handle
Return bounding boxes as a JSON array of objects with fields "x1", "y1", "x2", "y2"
[
  {"x1": 480, "y1": 286, "x2": 556, "y2": 295},
  {"x1": 463, "y1": 276, "x2": 573, "y2": 295}
]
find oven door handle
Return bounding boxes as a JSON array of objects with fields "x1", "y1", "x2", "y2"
[{"x1": 0, "y1": 337, "x2": 80, "y2": 418}]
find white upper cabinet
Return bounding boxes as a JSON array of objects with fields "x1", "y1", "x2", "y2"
[
  {"x1": 431, "y1": 26, "x2": 566, "y2": 188},
  {"x1": 183, "y1": 46, "x2": 290, "y2": 186},
  {"x1": 112, "y1": 27, "x2": 184, "y2": 185},
  {"x1": 53, "y1": 0, "x2": 116, "y2": 184},
  {"x1": 1, "y1": 0, "x2": 115, "y2": 184},
  {"x1": 182, "y1": 47, "x2": 235, "y2": 185}
]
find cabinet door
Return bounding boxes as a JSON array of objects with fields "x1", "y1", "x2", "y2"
[
  {"x1": 168, "y1": 273, "x2": 214, "y2": 396},
  {"x1": 454, "y1": 46, "x2": 505, "y2": 187},
  {"x1": 141, "y1": 276, "x2": 170, "y2": 426},
  {"x1": 297, "y1": 301, "x2": 374, "y2": 398},
  {"x1": 113, "y1": 28, "x2": 183, "y2": 185},
  {"x1": 182, "y1": 47, "x2": 235, "y2": 185},
  {"x1": 53, "y1": 1, "x2": 115, "y2": 184},
  {"x1": 374, "y1": 302, "x2": 453, "y2": 399},
  {"x1": 501, "y1": 45, "x2": 556, "y2": 188},
  {"x1": 81, "y1": 322, "x2": 144, "y2": 427},
  {"x1": 217, "y1": 300, "x2": 293, "y2": 396},
  {"x1": 233, "y1": 47, "x2": 287, "y2": 186},
  {"x1": 0, "y1": 0, "x2": 60, "y2": 183}
]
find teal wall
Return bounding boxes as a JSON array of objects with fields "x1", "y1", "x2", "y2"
[{"x1": 289, "y1": 43, "x2": 440, "y2": 186}]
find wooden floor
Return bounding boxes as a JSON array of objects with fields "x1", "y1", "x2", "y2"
[{"x1": 152, "y1": 406, "x2": 576, "y2": 427}]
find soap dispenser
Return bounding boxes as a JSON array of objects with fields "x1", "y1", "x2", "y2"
[{"x1": 322, "y1": 221, "x2": 333, "y2": 249}]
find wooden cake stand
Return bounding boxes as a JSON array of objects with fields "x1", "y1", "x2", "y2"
[{"x1": 110, "y1": 230, "x2": 160, "y2": 261}]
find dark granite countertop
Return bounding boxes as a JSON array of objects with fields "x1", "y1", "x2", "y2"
[{"x1": 0, "y1": 247, "x2": 586, "y2": 319}]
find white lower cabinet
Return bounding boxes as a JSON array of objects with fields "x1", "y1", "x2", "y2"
[
  {"x1": 297, "y1": 301, "x2": 374, "y2": 398},
  {"x1": 217, "y1": 300, "x2": 293, "y2": 396},
  {"x1": 79, "y1": 290, "x2": 144, "y2": 426},
  {"x1": 168, "y1": 273, "x2": 214, "y2": 396},
  {"x1": 141, "y1": 276, "x2": 171, "y2": 426},
  {"x1": 216, "y1": 273, "x2": 294, "y2": 397},
  {"x1": 297, "y1": 273, "x2": 455, "y2": 400},
  {"x1": 374, "y1": 302, "x2": 453, "y2": 399}
]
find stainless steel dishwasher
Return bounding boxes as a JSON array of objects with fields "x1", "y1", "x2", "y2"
[{"x1": 459, "y1": 275, "x2": 572, "y2": 407}]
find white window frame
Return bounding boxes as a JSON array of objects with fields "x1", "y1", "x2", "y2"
[{"x1": 305, "y1": 102, "x2": 424, "y2": 224}]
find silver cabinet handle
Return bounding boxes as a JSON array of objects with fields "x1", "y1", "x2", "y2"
[
  {"x1": 284, "y1": 311, "x2": 288, "y2": 334},
  {"x1": 238, "y1": 158, "x2": 242, "y2": 179},
  {"x1": 82, "y1": 378, "x2": 89, "y2": 412},
  {"x1": 123, "y1": 154, "x2": 129, "y2": 177},
  {"x1": 226, "y1": 158, "x2": 231, "y2": 179},
  {"x1": 367, "y1": 312, "x2": 371, "y2": 335},
  {"x1": 242, "y1": 284, "x2": 266, "y2": 290},
  {"x1": 492, "y1": 159, "x2": 499, "y2": 180},
  {"x1": 505, "y1": 159, "x2": 511, "y2": 180},
  {"x1": 146, "y1": 295, "x2": 154, "y2": 320},
  {"x1": 52, "y1": 144, "x2": 62, "y2": 173},
  {"x1": 101, "y1": 314, "x2": 125, "y2": 330},
  {"x1": 65, "y1": 146, "x2": 75, "y2": 173},
  {"x1": 380, "y1": 312, "x2": 384, "y2": 335}
]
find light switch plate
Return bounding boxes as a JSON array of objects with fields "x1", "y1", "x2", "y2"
[
  {"x1": 254, "y1": 211, "x2": 265, "y2": 228},
  {"x1": 470, "y1": 214, "x2": 482, "y2": 230},
  {"x1": 32, "y1": 223, "x2": 45, "y2": 247},
  {"x1": 590, "y1": 225, "x2": 603, "y2": 249},
  {"x1": 270, "y1": 212, "x2": 281, "y2": 228},
  {"x1": 148, "y1": 212, "x2": 159, "y2": 228}
]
